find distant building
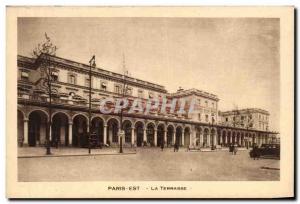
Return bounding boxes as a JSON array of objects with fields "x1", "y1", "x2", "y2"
[
  {"x1": 17, "y1": 54, "x2": 278, "y2": 149},
  {"x1": 219, "y1": 108, "x2": 270, "y2": 131}
]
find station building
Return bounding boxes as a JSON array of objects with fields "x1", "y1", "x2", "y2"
[{"x1": 17, "y1": 54, "x2": 278, "y2": 149}]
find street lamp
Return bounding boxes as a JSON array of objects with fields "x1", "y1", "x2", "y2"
[
  {"x1": 119, "y1": 55, "x2": 130, "y2": 154},
  {"x1": 88, "y1": 55, "x2": 96, "y2": 154}
]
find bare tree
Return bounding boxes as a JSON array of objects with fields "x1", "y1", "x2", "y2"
[{"x1": 32, "y1": 33, "x2": 58, "y2": 155}]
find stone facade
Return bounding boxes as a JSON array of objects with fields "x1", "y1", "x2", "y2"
[{"x1": 17, "y1": 54, "x2": 278, "y2": 149}]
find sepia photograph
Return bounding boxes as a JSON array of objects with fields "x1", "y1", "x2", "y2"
[{"x1": 6, "y1": 6, "x2": 294, "y2": 198}]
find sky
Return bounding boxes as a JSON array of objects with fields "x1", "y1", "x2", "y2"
[{"x1": 18, "y1": 17, "x2": 280, "y2": 131}]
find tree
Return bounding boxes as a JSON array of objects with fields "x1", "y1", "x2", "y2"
[{"x1": 32, "y1": 33, "x2": 58, "y2": 155}]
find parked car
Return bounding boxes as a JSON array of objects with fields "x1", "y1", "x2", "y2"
[{"x1": 250, "y1": 143, "x2": 280, "y2": 159}]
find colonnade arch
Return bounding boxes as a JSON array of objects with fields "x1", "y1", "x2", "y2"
[{"x1": 17, "y1": 107, "x2": 273, "y2": 148}]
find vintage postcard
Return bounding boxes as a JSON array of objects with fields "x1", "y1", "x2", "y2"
[{"x1": 6, "y1": 6, "x2": 294, "y2": 198}]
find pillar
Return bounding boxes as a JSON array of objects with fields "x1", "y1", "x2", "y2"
[
  {"x1": 213, "y1": 133, "x2": 217, "y2": 146},
  {"x1": 154, "y1": 128, "x2": 157, "y2": 146},
  {"x1": 225, "y1": 134, "x2": 228, "y2": 144},
  {"x1": 131, "y1": 127, "x2": 135, "y2": 146},
  {"x1": 238, "y1": 136, "x2": 242, "y2": 146},
  {"x1": 207, "y1": 133, "x2": 211, "y2": 146},
  {"x1": 68, "y1": 122, "x2": 72, "y2": 146},
  {"x1": 200, "y1": 133, "x2": 203, "y2": 147},
  {"x1": 143, "y1": 128, "x2": 147, "y2": 142},
  {"x1": 173, "y1": 131, "x2": 176, "y2": 145},
  {"x1": 164, "y1": 129, "x2": 167, "y2": 144},
  {"x1": 181, "y1": 132, "x2": 185, "y2": 146},
  {"x1": 220, "y1": 134, "x2": 223, "y2": 145},
  {"x1": 23, "y1": 119, "x2": 29, "y2": 145},
  {"x1": 190, "y1": 130, "x2": 194, "y2": 146},
  {"x1": 103, "y1": 125, "x2": 107, "y2": 145}
]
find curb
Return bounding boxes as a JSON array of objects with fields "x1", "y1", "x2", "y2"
[{"x1": 18, "y1": 152, "x2": 137, "y2": 159}]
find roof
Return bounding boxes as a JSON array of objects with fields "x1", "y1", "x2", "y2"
[
  {"x1": 169, "y1": 88, "x2": 219, "y2": 101},
  {"x1": 220, "y1": 108, "x2": 270, "y2": 116}
]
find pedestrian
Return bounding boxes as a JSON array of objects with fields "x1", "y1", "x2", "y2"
[
  {"x1": 161, "y1": 141, "x2": 164, "y2": 151},
  {"x1": 174, "y1": 143, "x2": 179, "y2": 152},
  {"x1": 229, "y1": 144, "x2": 233, "y2": 154},
  {"x1": 233, "y1": 144, "x2": 238, "y2": 155}
]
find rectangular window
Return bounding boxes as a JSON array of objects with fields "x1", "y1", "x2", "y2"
[
  {"x1": 198, "y1": 113, "x2": 201, "y2": 121},
  {"x1": 225, "y1": 117, "x2": 228, "y2": 122},
  {"x1": 101, "y1": 81, "x2": 107, "y2": 91},
  {"x1": 68, "y1": 74, "x2": 76, "y2": 85},
  {"x1": 241, "y1": 116, "x2": 244, "y2": 120},
  {"x1": 205, "y1": 115, "x2": 209, "y2": 122},
  {"x1": 212, "y1": 102, "x2": 214, "y2": 108},
  {"x1": 126, "y1": 87, "x2": 133, "y2": 96},
  {"x1": 115, "y1": 84, "x2": 122, "y2": 94},
  {"x1": 205, "y1": 101, "x2": 208, "y2": 107},
  {"x1": 212, "y1": 117, "x2": 215, "y2": 124},
  {"x1": 138, "y1": 89, "x2": 144, "y2": 98},
  {"x1": 85, "y1": 78, "x2": 90, "y2": 87}
]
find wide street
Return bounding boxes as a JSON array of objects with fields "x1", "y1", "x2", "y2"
[{"x1": 18, "y1": 148, "x2": 279, "y2": 182}]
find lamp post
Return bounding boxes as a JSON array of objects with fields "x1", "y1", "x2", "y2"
[
  {"x1": 88, "y1": 55, "x2": 96, "y2": 154},
  {"x1": 119, "y1": 55, "x2": 129, "y2": 154}
]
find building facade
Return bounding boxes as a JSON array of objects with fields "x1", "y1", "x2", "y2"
[{"x1": 17, "y1": 54, "x2": 278, "y2": 149}]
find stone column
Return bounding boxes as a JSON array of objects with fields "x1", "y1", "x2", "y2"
[
  {"x1": 23, "y1": 119, "x2": 29, "y2": 145},
  {"x1": 225, "y1": 135, "x2": 228, "y2": 145},
  {"x1": 207, "y1": 134, "x2": 211, "y2": 146},
  {"x1": 68, "y1": 122, "x2": 72, "y2": 146},
  {"x1": 164, "y1": 129, "x2": 167, "y2": 144},
  {"x1": 220, "y1": 134, "x2": 223, "y2": 145},
  {"x1": 200, "y1": 133, "x2": 203, "y2": 147},
  {"x1": 173, "y1": 131, "x2": 176, "y2": 145},
  {"x1": 154, "y1": 128, "x2": 157, "y2": 146},
  {"x1": 181, "y1": 132, "x2": 185, "y2": 146},
  {"x1": 213, "y1": 134, "x2": 217, "y2": 146},
  {"x1": 143, "y1": 128, "x2": 147, "y2": 143},
  {"x1": 103, "y1": 125, "x2": 107, "y2": 145},
  {"x1": 238, "y1": 136, "x2": 242, "y2": 146},
  {"x1": 131, "y1": 127, "x2": 135, "y2": 146},
  {"x1": 191, "y1": 129, "x2": 195, "y2": 146}
]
